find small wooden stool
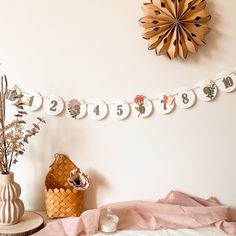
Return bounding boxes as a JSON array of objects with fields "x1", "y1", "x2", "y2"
[{"x1": 0, "y1": 211, "x2": 44, "y2": 236}]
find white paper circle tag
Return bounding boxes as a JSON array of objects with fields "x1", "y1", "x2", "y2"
[
  {"x1": 196, "y1": 81, "x2": 218, "y2": 102},
  {"x1": 132, "y1": 99, "x2": 153, "y2": 118},
  {"x1": 175, "y1": 88, "x2": 196, "y2": 109},
  {"x1": 155, "y1": 93, "x2": 175, "y2": 114},
  {"x1": 216, "y1": 71, "x2": 236, "y2": 93},
  {"x1": 67, "y1": 99, "x2": 87, "y2": 119},
  {"x1": 110, "y1": 100, "x2": 130, "y2": 120},
  {"x1": 23, "y1": 90, "x2": 43, "y2": 111},
  {"x1": 45, "y1": 95, "x2": 64, "y2": 116},
  {"x1": 88, "y1": 100, "x2": 108, "y2": 120}
]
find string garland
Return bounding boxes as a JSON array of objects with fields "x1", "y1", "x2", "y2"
[{"x1": 5, "y1": 69, "x2": 236, "y2": 120}]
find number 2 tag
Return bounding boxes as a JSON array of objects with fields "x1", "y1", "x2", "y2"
[
  {"x1": 45, "y1": 95, "x2": 64, "y2": 116},
  {"x1": 216, "y1": 71, "x2": 236, "y2": 93},
  {"x1": 88, "y1": 100, "x2": 108, "y2": 120},
  {"x1": 110, "y1": 100, "x2": 130, "y2": 120}
]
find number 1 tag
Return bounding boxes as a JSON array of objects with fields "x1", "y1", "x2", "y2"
[
  {"x1": 110, "y1": 100, "x2": 130, "y2": 120},
  {"x1": 88, "y1": 100, "x2": 108, "y2": 120},
  {"x1": 44, "y1": 95, "x2": 64, "y2": 116},
  {"x1": 216, "y1": 71, "x2": 236, "y2": 93},
  {"x1": 23, "y1": 90, "x2": 43, "y2": 111}
]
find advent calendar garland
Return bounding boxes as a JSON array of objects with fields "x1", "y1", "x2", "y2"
[{"x1": 5, "y1": 70, "x2": 236, "y2": 120}]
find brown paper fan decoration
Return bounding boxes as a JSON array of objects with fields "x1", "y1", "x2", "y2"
[{"x1": 139, "y1": 0, "x2": 211, "y2": 59}]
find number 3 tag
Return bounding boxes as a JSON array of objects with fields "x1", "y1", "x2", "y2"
[
  {"x1": 110, "y1": 100, "x2": 130, "y2": 120},
  {"x1": 45, "y1": 95, "x2": 65, "y2": 116},
  {"x1": 88, "y1": 99, "x2": 108, "y2": 120}
]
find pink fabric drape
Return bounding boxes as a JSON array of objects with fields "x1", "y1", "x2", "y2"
[{"x1": 33, "y1": 191, "x2": 236, "y2": 236}]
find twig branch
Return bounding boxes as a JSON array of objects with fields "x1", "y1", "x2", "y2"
[
  {"x1": 0, "y1": 76, "x2": 46, "y2": 173},
  {"x1": 0, "y1": 76, "x2": 8, "y2": 173}
]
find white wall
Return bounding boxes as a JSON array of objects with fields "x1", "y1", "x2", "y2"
[{"x1": 0, "y1": 0, "x2": 235, "y2": 211}]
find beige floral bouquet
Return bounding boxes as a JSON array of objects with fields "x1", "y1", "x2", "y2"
[{"x1": 0, "y1": 75, "x2": 45, "y2": 174}]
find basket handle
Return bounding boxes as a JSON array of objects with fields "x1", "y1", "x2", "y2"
[{"x1": 49, "y1": 153, "x2": 61, "y2": 168}]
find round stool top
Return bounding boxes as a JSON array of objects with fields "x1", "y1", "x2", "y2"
[{"x1": 0, "y1": 211, "x2": 44, "y2": 236}]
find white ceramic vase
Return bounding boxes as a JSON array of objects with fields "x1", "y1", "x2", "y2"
[{"x1": 0, "y1": 172, "x2": 24, "y2": 225}]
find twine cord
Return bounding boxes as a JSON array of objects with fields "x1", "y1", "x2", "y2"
[{"x1": 6, "y1": 69, "x2": 236, "y2": 107}]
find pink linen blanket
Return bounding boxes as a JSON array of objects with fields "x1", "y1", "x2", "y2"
[{"x1": 33, "y1": 191, "x2": 236, "y2": 236}]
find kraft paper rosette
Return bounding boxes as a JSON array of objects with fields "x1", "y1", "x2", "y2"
[{"x1": 139, "y1": 0, "x2": 211, "y2": 59}]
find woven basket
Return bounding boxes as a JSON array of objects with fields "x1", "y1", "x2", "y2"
[{"x1": 45, "y1": 154, "x2": 84, "y2": 218}]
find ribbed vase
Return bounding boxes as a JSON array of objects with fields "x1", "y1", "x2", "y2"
[{"x1": 0, "y1": 172, "x2": 24, "y2": 225}]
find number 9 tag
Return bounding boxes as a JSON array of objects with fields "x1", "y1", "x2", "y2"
[
  {"x1": 110, "y1": 100, "x2": 130, "y2": 120},
  {"x1": 44, "y1": 95, "x2": 65, "y2": 116},
  {"x1": 196, "y1": 81, "x2": 218, "y2": 102},
  {"x1": 88, "y1": 99, "x2": 108, "y2": 120}
]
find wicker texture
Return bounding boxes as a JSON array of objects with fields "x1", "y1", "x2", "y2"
[{"x1": 45, "y1": 154, "x2": 84, "y2": 218}]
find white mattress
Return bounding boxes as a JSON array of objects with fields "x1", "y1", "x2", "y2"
[{"x1": 93, "y1": 227, "x2": 227, "y2": 236}]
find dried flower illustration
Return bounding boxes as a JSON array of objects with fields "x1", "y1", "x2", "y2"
[
  {"x1": 203, "y1": 83, "x2": 216, "y2": 99},
  {"x1": 134, "y1": 95, "x2": 146, "y2": 117},
  {"x1": 68, "y1": 99, "x2": 81, "y2": 119},
  {"x1": 162, "y1": 94, "x2": 175, "y2": 105},
  {"x1": 0, "y1": 76, "x2": 46, "y2": 174},
  {"x1": 139, "y1": 0, "x2": 211, "y2": 59}
]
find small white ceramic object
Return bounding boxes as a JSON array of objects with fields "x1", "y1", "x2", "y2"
[{"x1": 100, "y1": 208, "x2": 119, "y2": 233}]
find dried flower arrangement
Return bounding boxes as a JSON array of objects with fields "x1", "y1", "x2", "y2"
[
  {"x1": 0, "y1": 75, "x2": 46, "y2": 174},
  {"x1": 68, "y1": 168, "x2": 89, "y2": 191}
]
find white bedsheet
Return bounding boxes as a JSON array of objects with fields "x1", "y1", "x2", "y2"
[{"x1": 93, "y1": 227, "x2": 227, "y2": 236}]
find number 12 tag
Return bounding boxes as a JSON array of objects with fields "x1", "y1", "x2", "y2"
[{"x1": 88, "y1": 99, "x2": 108, "y2": 120}]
